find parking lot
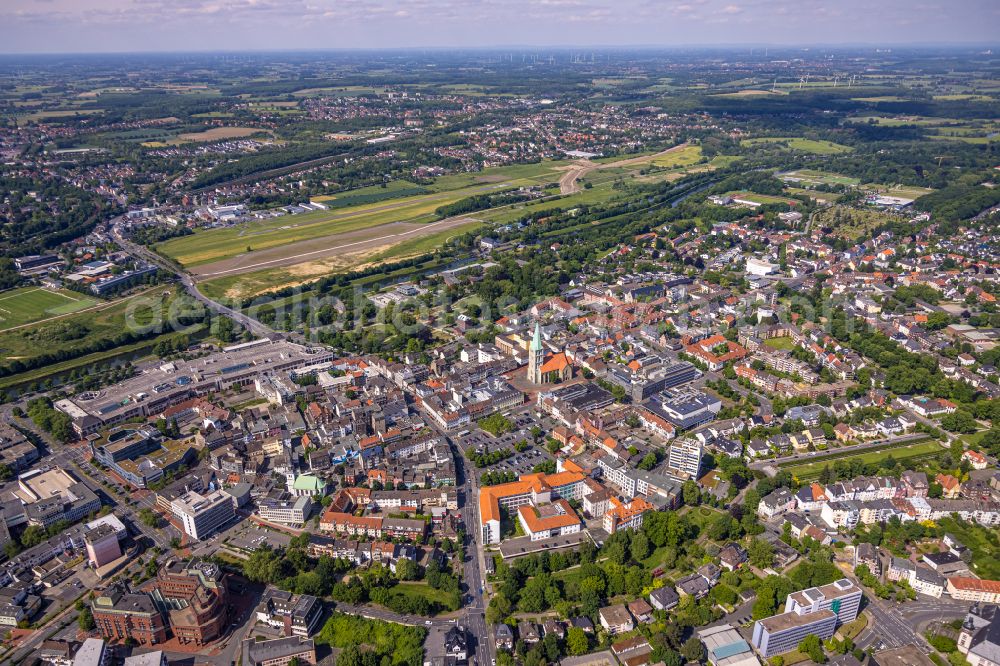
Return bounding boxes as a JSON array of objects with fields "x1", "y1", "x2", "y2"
[
  {"x1": 462, "y1": 429, "x2": 556, "y2": 474},
  {"x1": 491, "y1": 445, "x2": 553, "y2": 476},
  {"x1": 456, "y1": 410, "x2": 564, "y2": 477},
  {"x1": 212, "y1": 523, "x2": 292, "y2": 556}
]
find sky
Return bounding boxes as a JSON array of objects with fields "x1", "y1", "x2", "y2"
[{"x1": 1, "y1": 0, "x2": 998, "y2": 54}]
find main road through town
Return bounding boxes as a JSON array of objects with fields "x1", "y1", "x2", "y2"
[
  {"x1": 111, "y1": 220, "x2": 276, "y2": 339},
  {"x1": 449, "y1": 432, "x2": 496, "y2": 666}
]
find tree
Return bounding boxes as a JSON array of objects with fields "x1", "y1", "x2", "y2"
[
  {"x1": 680, "y1": 636, "x2": 704, "y2": 663},
  {"x1": 21, "y1": 524, "x2": 46, "y2": 548},
  {"x1": 479, "y1": 414, "x2": 514, "y2": 436},
  {"x1": 630, "y1": 532, "x2": 651, "y2": 562},
  {"x1": 798, "y1": 634, "x2": 826, "y2": 663},
  {"x1": 566, "y1": 627, "x2": 589, "y2": 656},
  {"x1": 604, "y1": 541, "x2": 627, "y2": 566},
  {"x1": 638, "y1": 452, "x2": 658, "y2": 471},
  {"x1": 78, "y1": 606, "x2": 95, "y2": 632},
  {"x1": 748, "y1": 538, "x2": 775, "y2": 569},
  {"x1": 941, "y1": 411, "x2": 977, "y2": 434},
  {"x1": 488, "y1": 596, "x2": 512, "y2": 627},
  {"x1": 682, "y1": 480, "x2": 701, "y2": 506},
  {"x1": 244, "y1": 545, "x2": 281, "y2": 583},
  {"x1": 395, "y1": 558, "x2": 421, "y2": 581},
  {"x1": 139, "y1": 508, "x2": 160, "y2": 528},
  {"x1": 3, "y1": 540, "x2": 20, "y2": 559}
]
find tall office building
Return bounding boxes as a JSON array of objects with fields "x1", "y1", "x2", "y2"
[
  {"x1": 171, "y1": 489, "x2": 235, "y2": 541},
  {"x1": 751, "y1": 579, "x2": 862, "y2": 659},
  {"x1": 667, "y1": 439, "x2": 704, "y2": 479}
]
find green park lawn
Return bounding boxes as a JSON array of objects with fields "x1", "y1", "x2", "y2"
[
  {"x1": 741, "y1": 137, "x2": 853, "y2": 154},
  {"x1": 782, "y1": 439, "x2": 942, "y2": 480},
  {"x1": 764, "y1": 336, "x2": 797, "y2": 351}
]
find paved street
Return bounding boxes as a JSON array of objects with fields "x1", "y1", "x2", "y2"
[
  {"x1": 112, "y1": 221, "x2": 276, "y2": 339},
  {"x1": 453, "y1": 436, "x2": 496, "y2": 666},
  {"x1": 853, "y1": 592, "x2": 969, "y2": 652}
]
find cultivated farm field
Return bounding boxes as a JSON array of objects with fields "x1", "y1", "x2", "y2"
[{"x1": 172, "y1": 126, "x2": 266, "y2": 143}]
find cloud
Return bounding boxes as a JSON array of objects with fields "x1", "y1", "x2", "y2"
[{"x1": 0, "y1": 0, "x2": 997, "y2": 51}]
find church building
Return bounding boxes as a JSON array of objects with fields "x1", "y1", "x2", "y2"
[{"x1": 527, "y1": 323, "x2": 572, "y2": 384}]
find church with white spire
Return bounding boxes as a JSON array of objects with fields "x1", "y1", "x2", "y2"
[{"x1": 527, "y1": 323, "x2": 572, "y2": 385}]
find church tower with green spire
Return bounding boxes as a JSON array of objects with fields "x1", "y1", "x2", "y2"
[{"x1": 528, "y1": 322, "x2": 544, "y2": 384}]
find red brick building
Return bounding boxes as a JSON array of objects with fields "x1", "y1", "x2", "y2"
[
  {"x1": 92, "y1": 587, "x2": 168, "y2": 646},
  {"x1": 91, "y1": 559, "x2": 228, "y2": 647}
]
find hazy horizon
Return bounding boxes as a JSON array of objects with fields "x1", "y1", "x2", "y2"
[{"x1": 2, "y1": 0, "x2": 998, "y2": 55}]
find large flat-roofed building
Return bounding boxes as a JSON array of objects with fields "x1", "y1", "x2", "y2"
[
  {"x1": 257, "y1": 496, "x2": 313, "y2": 526},
  {"x1": 698, "y1": 624, "x2": 760, "y2": 666},
  {"x1": 16, "y1": 467, "x2": 101, "y2": 527},
  {"x1": 596, "y1": 457, "x2": 682, "y2": 506},
  {"x1": 784, "y1": 578, "x2": 862, "y2": 624},
  {"x1": 750, "y1": 579, "x2": 861, "y2": 658},
  {"x1": 537, "y1": 383, "x2": 615, "y2": 423},
  {"x1": 148, "y1": 559, "x2": 229, "y2": 646},
  {"x1": 0, "y1": 424, "x2": 39, "y2": 473},
  {"x1": 745, "y1": 257, "x2": 779, "y2": 277},
  {"x1": 479, "y1": 471, "x2": 586, "y2": 544},
  {"x1": 55, "y1": 339, "x2": 335, "y2": 437},
  {"x1": 14, "y1": 254, "x2": 61, "y2": 274},
  {"x1": 93, "y1": 560, "x2": 229, "y2": 647},
  {"x1": 604, "y1": 359, "x2": 700, "y2": 402},
  {"x1": 72, "y1": 637, "x2": 108, "y2": 666},
  {"x1": 172, "y1": 489, "x2": 235, "y2": 541},
  {"x1": 123, "y1": 651, "x2": 168, "y2": 666},
  {"x1": 242, "y1": 636, "x2": 317, "y2": 666},
  {"x1": 89, "y1": 429, "x2": 197, "y2": 488},
  {"x1": 646, "y1": 388, "x2": 721, "y2": 431},
  {"x1": 751, "y1": 608, "x2": 837, "y2": 659}
]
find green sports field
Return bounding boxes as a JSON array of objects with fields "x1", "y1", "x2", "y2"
[{"x1": 0, "y1": 288, "x2": 98, "y2": 331}]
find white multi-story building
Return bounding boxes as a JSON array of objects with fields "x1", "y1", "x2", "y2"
[
  {"x1": 171, "y1": 489, "x2": 235, "y2": 541},
  {"x1": 258, "y1": 496, "x2": 313, "y2": 526},
  {"x1": 751, "y1": 579, "x2": 862, "y2": 659},
  {"x1": 667, "y1": 439, "x2": 703, "y2": 479}
]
